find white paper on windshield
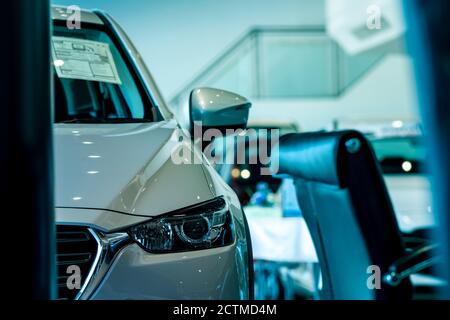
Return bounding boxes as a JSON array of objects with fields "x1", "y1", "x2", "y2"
[{"x1": 52, "y1": 36, "x2": 122, "y2": 84}]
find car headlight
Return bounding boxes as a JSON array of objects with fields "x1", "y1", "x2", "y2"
[{"x1": 128, "y1": 197, "x2": 234, "y2": 253}]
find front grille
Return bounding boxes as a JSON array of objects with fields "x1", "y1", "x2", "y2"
[{"x1": 56, "y1": 225, "x2": 100, "y2": 300}]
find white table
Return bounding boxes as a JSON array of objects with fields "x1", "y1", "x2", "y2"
[{"x1": 245, "y1": 205, "x2": 318, "y2": 263}]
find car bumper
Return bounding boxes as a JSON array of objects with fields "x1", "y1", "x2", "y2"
[{"x1": 89, "y1": 242, "x2": 247, "y2": 300}]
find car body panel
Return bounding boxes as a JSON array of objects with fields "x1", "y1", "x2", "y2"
[
  {"x1": 92, "y1": 243, "x2": 244, "y2": 300},
  {"x1": 55, "y1": 207, "x2": 150, "y2": 232},
  {"x1": 89, "y1": 199, "x2": 250, "y2": 300},
  {"x1": 54, "y1": 120, "x2": 217, "y2": 216}
]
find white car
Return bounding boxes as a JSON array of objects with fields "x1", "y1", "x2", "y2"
[
  {"x1": 370, "y1": 135, "x2": 435, "y2": 232},
  {"x1": 52, "y1": 6, "x2": 252, "y2": 300}
]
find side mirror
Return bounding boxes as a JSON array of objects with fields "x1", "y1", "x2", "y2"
[{"x1": 189, "y1": 87, "x2": 251, "y2": 136}]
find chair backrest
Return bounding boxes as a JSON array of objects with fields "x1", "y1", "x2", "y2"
[{"x1": 277, "y1": 130, "x2": 412, "y2": 300}]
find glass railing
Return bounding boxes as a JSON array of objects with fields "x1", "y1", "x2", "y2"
[{"x1": 169, "y1": 26, "x2": 404, "y2": 110}]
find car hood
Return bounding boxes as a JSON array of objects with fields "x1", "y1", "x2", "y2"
[{"x1": 54, "y1": 120, "x2": 215, "y2": 217}]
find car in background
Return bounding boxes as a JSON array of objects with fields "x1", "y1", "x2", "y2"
[
  {"x1": 368, "y1": 133, "x2": 443, "y2": 296},
  {"x1": 52, "y1": 6, "x2": 252, "y2": 300},
  {"x1": 330, "y1": 121, "x2": 435, "y2": 234},
  {"x1": 371, "y1": 135, "x2": 435, "y2": 234}
]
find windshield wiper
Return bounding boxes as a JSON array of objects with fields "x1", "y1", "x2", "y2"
[
  {"x1": 56, "y1": 118, "x2": 153, "y2": 124},
  {"x1": 57, "y1": 118, "x2": 102, "y2": 123}
]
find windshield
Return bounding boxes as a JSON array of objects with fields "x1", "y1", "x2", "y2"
[
  {"x1": 371, "y1": 136, "x2": 426, "y2": 174},
  {"x1": 52, "y1": 25, "x2": 155, "y2": 123}
]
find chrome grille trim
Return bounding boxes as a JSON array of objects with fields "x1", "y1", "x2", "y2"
[
  {"x1": 74, "y1": 229, "x2": 102, "y2": 300},
  {"x1": 56, "y1": 225, "x2": 130, "y2": 300}
]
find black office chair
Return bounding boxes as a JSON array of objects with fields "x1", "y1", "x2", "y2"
[{"x1": 276, "y1": 130, "x2": 417, "y2": 300}]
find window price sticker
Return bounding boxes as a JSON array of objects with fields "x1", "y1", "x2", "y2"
[{"x1": 52, "y1": 36, "x2": 122, "y2": 85}]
